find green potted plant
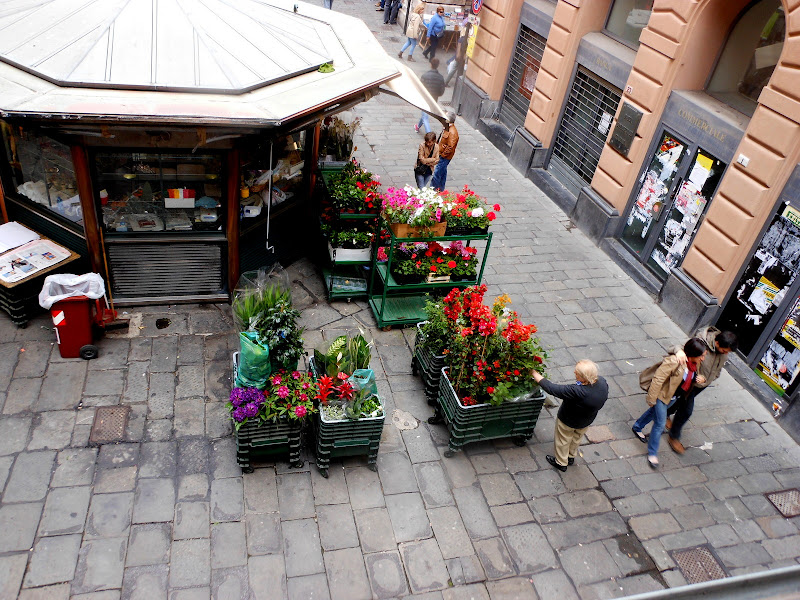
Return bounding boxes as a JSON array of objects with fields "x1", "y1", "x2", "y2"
[
  {"x1": 381, "y1": 185, "x2": 446, "y2": 238},
  {"x1": 442, "y1": 187, "x2": 501, "y2": 236},
  {"x1": 253, "y1": 293, "x2": 305, "y2": 372},
  {"x1": 428, "y1": 285, "x2": 548, "y2": 456},
  {"x1": 228, "y1": 369, "x2": 317, "y2": 472},
  {"x1": 326, "y1": 160, "x2": 381, "y2": 214},
  {"x1": 310, "y1": 332, "x2": 385, "y2": 477},
  {"x1": 322, "y1": 225, "x2": 375, "y2": 262},
  {"x1": 412, "y1": 298, "x2": 450, "y2": 403}
]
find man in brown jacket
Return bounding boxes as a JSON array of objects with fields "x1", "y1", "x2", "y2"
[{"x1": 431, "y1": 111, "x2": 458, "y2": 191}]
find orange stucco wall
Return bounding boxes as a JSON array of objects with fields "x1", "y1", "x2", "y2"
[
  {"x1": 590, "y1": 0, "x2": 800, "y2": 302},
  {"x1": 524, "y1": 0, "x2": 612, "y2": 146},
  {"x1": 467, "y1": 0, "x2": 525, "y2": 100}
]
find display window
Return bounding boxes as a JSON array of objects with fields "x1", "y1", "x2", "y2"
[
  {"x1": 621, "y1": 131, "x2": 726, "y2": 280},
  {"x1": 0, "y1": 121, "x2": 83, "y2": 226},
  {"x1": 605, "y1": 0, "x2": 654, "y2": 47},
  {"x1": 94, "y1": 152, "x2": 224, "y2": 234}
]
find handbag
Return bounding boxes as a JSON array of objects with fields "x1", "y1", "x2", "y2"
[{"x1": 414, "y1": 145, "x2": 435, "y2": 178}]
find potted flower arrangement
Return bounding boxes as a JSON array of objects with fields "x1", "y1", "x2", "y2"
[
  {"x1": 379, "y1": 241, "x2": 461, "y2": 285},
  {"x1": 381, "y1": 185, "x2": 447, "y2": 238},
  {"x1": 428, "y1": 285, "x2": 548, "y2": 456},
  {"x1": 319, "y1": 115, "x2": 361, "y2": 162},
  {"x1": 251, "y1": 290, "x2": 305, "y2": 373},
  {"x1": 228, "y1": 369, "x2": 317, "y2": 472},
  {"x1": 310, "y1": 332, "x2": 385, "y2": 477},
  {"x1": 442, "y1": 187, "x2": 501, "y2": 236},
  {"x1": 447, "y1": 241, "x2": 479, "y2": 282},
  {"x1": 326, "y1": 159, "x2": 381, "y2": 214},
  {"x1": 322, "y1": 224, "x2": 376, "y2": 263}
]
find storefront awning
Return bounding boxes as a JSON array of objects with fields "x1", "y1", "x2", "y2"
[{"x1": 379, "y1": 59, "x2": 449, "y2": 127}]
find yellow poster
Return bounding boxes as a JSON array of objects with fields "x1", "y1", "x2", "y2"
[
  {"x1": 466, "y1": 23, "x2": 479, "y2": 59},
  {"x1": 782, "y1": 204, "x2": 800, "y2": 228}
]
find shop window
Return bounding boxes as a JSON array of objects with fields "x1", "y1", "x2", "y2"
[
  {"x1": 498, "y1": 26, "x2": 547, "y2": 131},
  {"x1": 0, "y1": 122, "x2": 82, "y2": 226},
  {"x1": 605, "y1": 0, "x2": 654, "y2": 47},
  {"x1": 95, "y1": 152, "x2": 224, "y2": 234},
  {"x1": 707, "y1": 1, "x2": 784, "y2": 117}
]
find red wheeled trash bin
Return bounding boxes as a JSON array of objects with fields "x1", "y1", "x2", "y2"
[{"x1": 51, "y1": 296, "x2": 99, "y2": 359}]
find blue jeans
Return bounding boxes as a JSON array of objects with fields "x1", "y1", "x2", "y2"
[
  {"x1": 323, "y1": 0, "x2": 333, "y2": 8},
  {"x1": 633, "y1": 396, "x2": 677, "y2": 457},
  {"x1": 431, "y1": 157, "x2": 450, "y2": 191},
  {"x1": 400, "y1": 38, "x2": 418, "y2": 56},
  {"x1": 418, "y1": 112, "x2": 431, "y2": 133},
  {"x1": 415, "y1": 171, "x2": 433, "y2": 188}
]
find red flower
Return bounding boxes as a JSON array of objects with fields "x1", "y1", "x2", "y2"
[
  {"x1": 487, "y1": 387, "x2": 495, "y2": 394},
  {"x1": 447, "y1": 261, "x2": 456, "y2": 269},
  {"x1": 514, "y1": 369, "x2": 520, "y2": 376},
  {"x1": 487, "y1": 212, "x2": 496, "y2": 221},
  {"x1": 430, "y1": 265, "x2": 438, "y2": 272},
  {"x1": 493, "y1": 204, "x2": 501, "y2": 211}
]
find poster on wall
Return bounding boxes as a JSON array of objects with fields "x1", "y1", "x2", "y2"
[
  {"x1": 717, "y1": 204, "x2": 800, "y2": 355},
  {"x1": 757, "y1": 296, "x2": 800, "y2": 395}
]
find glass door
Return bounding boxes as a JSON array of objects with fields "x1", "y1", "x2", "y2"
[
  {"x1": 620, "y1": 132, "x2": 687, "y2": 255},
  {"x1": 647, "y1": 148, "x2": 725, "y2": 278}
]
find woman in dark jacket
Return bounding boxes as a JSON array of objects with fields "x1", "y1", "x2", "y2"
[{"x1": 532, "y1": 360, "x2": 608, "y2": 472}]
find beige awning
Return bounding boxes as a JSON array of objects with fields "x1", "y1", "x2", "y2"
[{"x1": 379, "y1": 59, "x2": 449, "y2": 127}]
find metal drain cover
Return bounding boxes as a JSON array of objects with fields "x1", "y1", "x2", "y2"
[
  {"x1": 672, "y1": 545, "x2": 727, "y2": 584},
  {"x1": 89, "y1": 406, "x2": 130, "y2": 445},
  {"x1": 766, "y1": 489, "x2": 800, "y2": 517}
]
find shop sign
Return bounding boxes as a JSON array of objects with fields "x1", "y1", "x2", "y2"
[
  {"x1": 472, "y1": 0, "x2": 482, "y2": 14},
  {"x1": 677, "y1": 108, "x2": 726, "y2": 143}
]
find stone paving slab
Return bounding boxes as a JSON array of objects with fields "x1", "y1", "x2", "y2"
[{"x1": 1, "y1": 3, "x2": 800, "y2": 598}]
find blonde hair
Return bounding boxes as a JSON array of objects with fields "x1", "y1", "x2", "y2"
[
  {"x1": 414, "y1": 3, "x2": 425, "y2": 13},
  {"x1": 575, "y1": 360, "x2": 598, "y2": 385}
]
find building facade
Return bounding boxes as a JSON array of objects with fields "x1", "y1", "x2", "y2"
[{"x1": 457, "y1": 0, "x2": 800, "y2": 424}]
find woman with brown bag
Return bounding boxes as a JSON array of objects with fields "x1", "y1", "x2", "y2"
[
  {"x1": 414, "y1": 132, "x2": 439, "y2": 188},
  {"x1": 631, "y1": 337, "x2": 706, "y2": 469}
]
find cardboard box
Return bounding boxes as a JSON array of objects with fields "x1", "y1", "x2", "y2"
[{"x1": 165, "y1": 188, "x2": 196, "y2": 209}]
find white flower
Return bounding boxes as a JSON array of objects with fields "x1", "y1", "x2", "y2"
[{"x1": 471, "y1": 207, "x2": 484, "y2": 217}]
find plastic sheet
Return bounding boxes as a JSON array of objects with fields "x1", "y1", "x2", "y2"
[{"x1": 38, "y1": 272, "x2": 105, "y2": 309}]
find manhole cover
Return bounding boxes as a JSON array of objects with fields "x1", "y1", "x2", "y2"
[
  {"x1": 672, "y1": 546, "x2": 727, "y2": 584},
  {"x1": 766, "y1": 489, "x2": 800, "y2": 517},
  {"x1": 89, "y1": 406, "x2": 130, "y2": 445}
]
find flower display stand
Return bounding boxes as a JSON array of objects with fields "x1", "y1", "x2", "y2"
[
  {"x1": 314, "y1": 402, "x2": 385, "y2": 478},
  {"x1": 389, "y1": 221, "x2": 447, "y2": 238},
  {"x1": 432, "y1": 368, "x2": 546, "y2": 456},
  {"x1": 368, "y1": 229, "x2": 493, "y2": 328},
  {"x1": 411, "y1": 323, "x2": 445, "y2": 404},
  {"x1": 235, "y1": 418, "x2": 302, "y2": 473}
]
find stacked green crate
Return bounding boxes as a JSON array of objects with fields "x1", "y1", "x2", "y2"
[{"x1": 411, "y1": 323, "x2": 446, "y2": 404}]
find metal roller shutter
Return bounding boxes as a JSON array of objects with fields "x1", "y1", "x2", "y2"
[
  {"x1": 499, "y1": 25, "x2": 546, "y2": 131},
  {"x1": 107, "y1": 243, "x2": 224, "y2": 298},
  {"x1": 551, "y1": 68, "x2": 622, "y2": 193}
]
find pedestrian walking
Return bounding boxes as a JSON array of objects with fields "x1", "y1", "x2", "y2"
[
  {"x1": 416, "y1": 58, "x2": 445, "y2": 134},
  {"x1": 422, "y1": 5, "x2": 446, "y2": 60},
  {"x1": 665, "y1": 327, "x2": 737, "y2": 454},
  {"x1": 324, "y1": 0, "x2": 334, "y2": 8},
  {"x1": 414, "y1": 132, "x2": 439, "y2": 188},
  {"x1": 431, "y1": 111, "x2": 458, "y2": 191},
  {"x1": 632, "y1": 337, "x2": 707, "y2": 469},
  {"x1": 531, "y1": 360, "x2": 609, "y2": 472},
  {"x1": 384, "y1": 0, "x2": 400, "y2": 24},
  {"x1": 399, "y1": 3, "x2": 426, "y2": 61}
]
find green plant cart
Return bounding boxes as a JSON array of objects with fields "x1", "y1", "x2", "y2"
[{"x1": 368, "y1": 229, "x2": 492, "y2": 328}]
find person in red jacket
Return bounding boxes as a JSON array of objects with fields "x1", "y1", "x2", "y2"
[{"x1": 431, "y1": 111, "x2": 458, "y2": 191}]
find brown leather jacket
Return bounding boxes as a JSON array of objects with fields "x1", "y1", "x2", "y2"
[{"x1": 439, "y1": 124, "x2": 459, "y2": 160}]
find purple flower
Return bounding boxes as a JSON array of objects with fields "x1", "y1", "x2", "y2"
[
  {"x1": 232, "y1": 406, "x2": 247, "y2": 422},
  {"x1": 244, "y1": 403, "x2": 259, "y2": 418},
  {"x1": 230, "y1": 388, "x2": 247, "y2": 407}
]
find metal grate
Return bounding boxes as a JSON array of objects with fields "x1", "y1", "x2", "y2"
[
  {"x1": 766, "y1": 489, "x2": 800, "y2": 517},
  {"x1": 498, "y1": 25, "x2": 546, "y2": 131},
  {"x1": 672, "y1": 546, "x2": 727, "y2": 584},
  {"x1": 89, "y1": 406, "x2": 130, "y2": 445},
  {"x1": 108, "y1": 243, "x2": 223, "y2": 298},
  {"x1": 552, "y1": 67, "x2": 622, "y2": 185}
]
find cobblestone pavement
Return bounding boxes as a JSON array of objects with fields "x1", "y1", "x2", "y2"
[{"x1": 3, "y1": 2, "x2": 800, "y2": 599}]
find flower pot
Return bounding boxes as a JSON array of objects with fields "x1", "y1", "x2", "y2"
[
  {"x1": 389, "y1": 221, "x2": 447, "y2": 238},
  {"x1": 235, "y1": 417, "x2": 302, "y2": 473},
  {"x1": 426, "y1": 273, "x2": 451, "y2": 283},
  {"x1": 433, "y1": 368, "x2": 546, "y2": 456},
  {"x1": 412, "y1": 322, "x2": 446, "y2": 403},
  {"x1": 444, "y1": 225, "x2": 489, "y2": 237},
  {"x1": 390, "y1": 270, "x2": 425, "y2": 285},
  {"x1": 450, "y1": 274, "x2": 476, "y2": 282},
  {"x1": 328, "y1": 243, "x2": 372, "y2": 263},
  {"x1": 314, "y1": 397, "x2": 386, "y2": 478}
]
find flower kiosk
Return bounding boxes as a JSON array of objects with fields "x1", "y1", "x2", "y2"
[{"x1": 0, "y1": 0, "x2": 446, "y2": 307}]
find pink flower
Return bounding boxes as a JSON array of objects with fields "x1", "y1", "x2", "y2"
[
  {"x1": 292, "y1": 371, "x2": 301, "y2": 379},
  {"x1": 277, "y1": 386, "x2": 290, "y2": 399},
  {"x1": 295, "y1": 406, "x2": 307, "y2": 418},
  {"x1": 271, "y1": 375, "x2": 282, "y2": 385}
]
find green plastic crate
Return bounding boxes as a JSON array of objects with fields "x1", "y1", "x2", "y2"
[
  {"x1": 235, "y1": 418, "x2": 302, "y2": 473},
  {"x1": 434, "y1": 368, "x2": 546, "y2": 456}
]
